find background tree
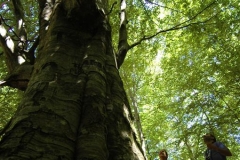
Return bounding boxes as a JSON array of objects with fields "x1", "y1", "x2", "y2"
[{"x1": 120, "y1": 0, "x2": 240, "y2": 159}]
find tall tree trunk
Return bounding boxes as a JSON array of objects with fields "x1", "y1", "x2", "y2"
[{"x1": 0, "y1": 0, "x2": 145, "y2": 159}]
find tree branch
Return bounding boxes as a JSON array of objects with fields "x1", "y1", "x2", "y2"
[
  {"x1": 11, "y1": 0, "x2": 33, "y2": 65},
  {"x1": 0, "y1": 16, "x2": 18, "y2": 72},
  {"x1": 0, "y1": 14, "x2": 21, "y2": 43},
  {"x1": 129, "y1": 1, "x2": 217, "y2": 50},
  {"x1": 27, "y1": 36, "x2": 39, "y2": 64},
  {"x1": 12, "y1": 0, "x2": 27, "y2": 50},
  {"x1": 0, "y1": 3, "x2": 35, "y2": 90},
  {"x1": 144, "y1": 0, "x2": 185, "y2": 14},
  {"x1": 0, "y1": 36, "x2": 18, "y2": 72},
  {"x1": 106, "y1": 1, "x2": 117, "y2": 15},
  {"x1": 116, "y1": 0, "x2": 129, "y2": 68},
  {"x1": 0, "y1": 1, "x2": 9, "y2": 9}
]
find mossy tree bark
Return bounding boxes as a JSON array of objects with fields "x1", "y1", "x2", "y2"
[{"x1": 0, "y1": 0, "x2": 145, "y2": 159}]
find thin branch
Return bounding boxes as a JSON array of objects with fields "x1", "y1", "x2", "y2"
[
  {"x1": 129, "y1": 1, "x2": 217, "y2": 49},
  {"x1": 213, "y1": 89, "x2": 240, "y2": 123},
  {"x1": 106, "y1": 1, "x2": 117, "y2": 15},
  {"x1": 0, "y1": 1, "x2": 9, "y2": 8},
  {"x1": 200, "y1": 105, "x2": 214, "y2": 133},
  {"x1": 129, "y1": 15, "x2": 217, "y2": 49},
  {"x1": 0, "y1": 16, "x2": 18, "y2": 72},
  {"x1": 144, "y1": 0, "x2": 185, "y2": 14},
  {"x1": 0, "y1": 14, "x2": 21, "y2": 41}
]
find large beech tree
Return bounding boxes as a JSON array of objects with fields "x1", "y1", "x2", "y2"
[{"x1": 0, "y1": 0, "x2": 145, "y2": 159}]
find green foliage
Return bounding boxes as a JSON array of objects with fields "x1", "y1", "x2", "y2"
[
  {"x1": 0, "y1": 57, "x2": 20, "y2": 132},
  {"x1": 120, "y1": 0, "x2": 240, "y2": 159}
]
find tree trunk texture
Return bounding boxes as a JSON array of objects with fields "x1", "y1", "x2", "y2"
[{"x1": 0, "y1": 0, "x2": 145, "y2": 160}]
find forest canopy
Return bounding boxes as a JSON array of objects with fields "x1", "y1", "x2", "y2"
[{"x1": 0, "y1": 0, "x2": 240, "y2": 160}]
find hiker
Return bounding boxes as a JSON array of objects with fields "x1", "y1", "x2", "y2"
[{"x1": 203, "y1": 133, "x2": 232, "y2": 160}]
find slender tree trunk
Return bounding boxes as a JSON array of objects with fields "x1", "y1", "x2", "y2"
[{"x1": 0, "y1": 1, "x2": 145, "y2": 159}]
